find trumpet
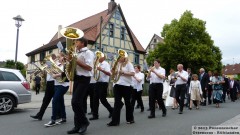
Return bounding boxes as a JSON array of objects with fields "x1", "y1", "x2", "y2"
[{"x1": 146, "y1": 66, "x2": 155, "y2": 77}]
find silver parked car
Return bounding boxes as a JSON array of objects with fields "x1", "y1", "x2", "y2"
[{"x1": 0, "y1": 68, "x2": 31, "y2": 114}]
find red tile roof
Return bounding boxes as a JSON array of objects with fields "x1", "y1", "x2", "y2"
[
  {"x1": 222, "y1": 64, "x2": 240, "y2": 75},
  {"x1": 26, "y1": 5, "x2": 145, "y2": 56}
]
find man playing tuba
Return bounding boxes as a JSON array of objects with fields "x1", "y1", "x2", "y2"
[
  {"x1": 89, "y1": 52, "x2": 113, "y2": 120},
  {"x1": 107, "y1": 49, "x2": 135, "y2": 126},
  {"x1": 67, "y1": 37, "x2": 94, "y2": 134}
]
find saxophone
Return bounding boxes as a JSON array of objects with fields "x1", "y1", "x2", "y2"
[
  {"x1": 110, "y1": 49, "x2": 128, "y2": 83},
  {"x1": 60, "y1": 27, "x2": 84, "y2": 81}
]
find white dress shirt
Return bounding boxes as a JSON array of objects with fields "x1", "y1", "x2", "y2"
[
  {"x1": 46, "y1": 73, "x2": 54, "y2": 81},
  {"x1": 115, "y1": 62, "x2": 134, "y2": 87},
  {"x1": 132, "y1": 72, "x2": 144, "y2": 91},
  {"x1": 149, "y1": 67, "x2": 165, "y2": 83},
  {"x1": 76, "y1": 47, "x2": 94, "y2": 77},
  {"x1": 98, "y1": 61, "x2": 110, "y2": 82},
  {"x1": 175, "y1": 70, "x2": 188, "y2": 85},
  {"x1": 90, "y1": 76, "x2": 96, "y2": 84}
]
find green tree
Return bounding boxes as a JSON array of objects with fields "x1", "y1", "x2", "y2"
[
  {"x1": 147, "y1": 10, "x2": 222, "y2": 74},
  {"x1": 4, "y1": 60, "x2": 26, "y2": 77}
]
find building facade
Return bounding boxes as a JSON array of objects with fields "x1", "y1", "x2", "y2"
[
  {"x1": 145, "y1": 34, "x2": 164, "y2": 55},
  {"x1": 222, "y1": 64, "x2": 240, "y2": 78},
  {"x1": 25, "y1": 0, "x2": 146, "y2": 83}
]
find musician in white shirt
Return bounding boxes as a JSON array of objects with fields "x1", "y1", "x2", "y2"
[
  {"x1": 89, "y1": 54, "x2": 113, "y2": 120},
  {"x1": 30, "y1": 53, "x2": 57, "y2": 120},
  {"x1": 175, "y1": 64, "x2": 188, "y2": 114},
  {"x1": 107, "y1": 55, "x2": 135, "y2": 126},
  {"x1": 147, "y1": 60, "x2": 167, "y2": 118},
  {"x1": 67, "y1": 38, "x2": 94, "y2": 134},
  {"x1": 131, "y1": 65, "x2": 145, "y2": 112}
]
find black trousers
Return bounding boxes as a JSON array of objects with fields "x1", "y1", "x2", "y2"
[
  {"x1": 83, "y1": 83, "x2": 95, "y2": 113},
  {"x1": 230, "y1": 88, "x2": 237, "y2": 101},
  {"x1": 149, "y1": 83, "x2": 166, "y2": 116},
  {"x1": 202, "y1": 87, "x2": 207, "y2": 104},
  {"x1": 185, "y1": 85, "x2": 190, "y2": 107},
  {"x1": 36, "y1": 84, "x2": 40, "y2": 94},
  {"x1": 92, "y1": 82, "x2": 113, "y2": 117},
  {"x1": 111, "y1": 84, "x2": 134, "y2": 124},
  {"x1": 208, "y1": 88, "x2": 213, "y2": 104},
  {"x1": 37, "y1": 81, "x2": 54, "y2": 118},
  {"x1": 131, "y1": 89, "x2": 144, "y2": 111},
  {"x1": 175, "y1": 84, "x2": 186, "y2": 112},
  {"x1": 222, "y1": 87, "x2": 227, "y2": 102},
  {"x1": 72, "y1": 75, "x2": 90, "y2": 128}
]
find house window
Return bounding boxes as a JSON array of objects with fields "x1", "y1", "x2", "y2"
[
  {"x1": 135, "y1": 54, "x2": 139, "y2": 64},
  {"x1": 120, "y1": 27, "x2": 125, "y2": 40},
  {"x1": 154, "y1": 39, "x2": 157, "y2": 43},
  {"x1": 109, "y1": 23, "x2": 114, "y2": 37},
  {"x1": 40, "y1": 52, "x2": 46, "y2": 61},
  {"x1": 49, "y1": 49, "x2": 53, "y2": 54},
  {"x1": 31, "y1": 55, "x2": 35, "y2": 63},
  {"x1": 115, "y1": 11, "x2": 121, "y2": 20}
]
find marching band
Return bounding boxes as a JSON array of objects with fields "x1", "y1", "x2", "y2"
[{"x1": 29, "y1": 28, "x2": 237, "y2": 135}]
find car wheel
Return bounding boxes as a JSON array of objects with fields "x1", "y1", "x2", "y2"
[{"x1": 0, "y1": 95, "x2": 15, "y2": 115}]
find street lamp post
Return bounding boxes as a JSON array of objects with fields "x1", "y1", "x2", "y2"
[{"x1": 13, "y1": 15, "x2": 25, "y2": 69}]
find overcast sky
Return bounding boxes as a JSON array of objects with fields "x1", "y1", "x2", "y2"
[{"x1": 0, "y1": 0, "x2": 239, "y2": 65}]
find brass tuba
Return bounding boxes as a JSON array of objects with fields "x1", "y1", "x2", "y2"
[
  {"x1": 60, "y1": 27, "x2": 84, "y2": 81},
  {"x1": 110, "y1": 49, "x2": 128, "y2": 83},
  {"x1": 93, "y1": 51, "x2": 104, "y2": 81}
]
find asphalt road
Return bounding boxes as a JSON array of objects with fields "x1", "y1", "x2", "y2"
[{"x1": 1, "y1": 99, "x2": 240, "y2": 135}]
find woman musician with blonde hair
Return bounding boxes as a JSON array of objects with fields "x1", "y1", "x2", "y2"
[{"x1": 107, "y1": 52, "x2": 135, "y2": 126}]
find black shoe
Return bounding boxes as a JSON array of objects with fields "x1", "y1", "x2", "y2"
[
  {"x1": 189, "y1": 108, "x2": 192, "y2": 110},
  {"x1": 88, "y1": 112, "x2": 92, "y2": 115},
  {"x1": 178, "y1": 111, "x2": 183, "y2": 114},
  {"x1": 147, "y1": 108, "x2": 150, "y2": 111},
  {"x1": 67, "y1": 127, "x2": 80, "y2": 134},
  {"x1": 162, "y1": 111, "x2": 167, "y2": 117},
  {"x1": 89, "y1": 116, "x2": 99, "y2": 120},
  {"x1": 140, "y1": 108, "x2": 144, "y2": 112},
  {"x1": 126, "y1": 121, "x2": 135, "y2": 124},
  {"x1": 56, "y1": 119, "x2": 66, "y2": 124},
  {"x1": 79, "y1": 122, "x2": 90, "y2": 134},
  {"x1": 148, "y1": 115, "x2": 155, "y2": 119},
  {"x1": 30, "y1": 115, "x2": 42, "y2": 121},
  {"x1": 107, "y1": 122, "x2": 119, "y2": 126}
]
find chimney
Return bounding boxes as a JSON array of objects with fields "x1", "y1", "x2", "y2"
[
  {"x1": 108, "y1": 0, "x2": 117, "y2": 14},
  {"x1": 58, "y1": 25, "x2": 62, "y2": 38}
]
